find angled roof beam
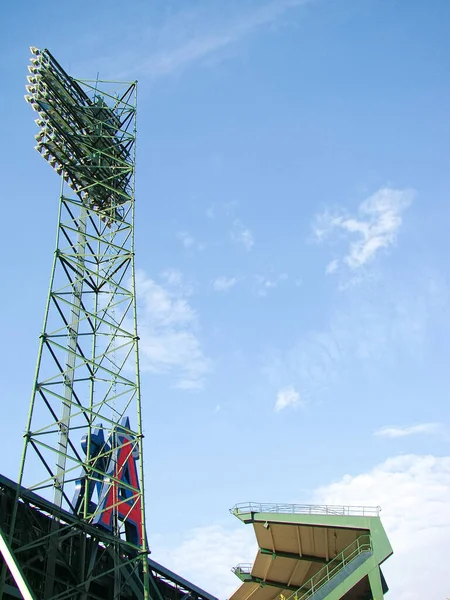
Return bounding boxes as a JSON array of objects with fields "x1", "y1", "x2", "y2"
[
  {"x1": 233, "y1": 571, "x2": 306, "y2": 593},
  {"x1": 259, "y1": 547, "x2": 327, "y2": 565},
  {"x1": 0, "y1": 524, "x2": 37, "y2": 600}
]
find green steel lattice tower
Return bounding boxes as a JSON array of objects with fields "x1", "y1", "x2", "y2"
[{"x1": 7, "y1": 46, "x2": 150, "y2": 599}]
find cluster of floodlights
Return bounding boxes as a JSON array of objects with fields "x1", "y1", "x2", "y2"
[{"x1": 24, "y1": 46, "x2": 132, "y2": 219}]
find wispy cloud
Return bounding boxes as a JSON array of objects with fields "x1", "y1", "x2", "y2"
[
  {"x1": 132, "y1": 0, "x2": 309, "y2": 80},
  {"x1": 177, "y1": 231, "x2": 195, "y2": 248},
  {"x1": 275, "y1": 385, "x2": 303, "y2": 412},
  {"x1": 161, "y1": 268, "x2": 196, "y2": 296},
  {"x1": 136, "y1": 270, "x2": 211, "y2": 390},
  {"x1": 231, "y1": 219, "x2": 254, "y2": 251},
  {"x1": 176, "y1": 231, "x2": 205, "y2": 251},
  {"x1": 213, "y1": 276, "x2": 237, "y2": 292},
  {"x1": 314, "y1": 188, "x2": 414, "y2": 271},
  {"x1": 253, "y1": 273, "x2": 288, "y2": 296},
  {"x1": 263, "y1": 270, "x2": 450, "y2": 401},
  {"x1": 374, "y1": 423, "x2": 444, "y2": 438},
  {"x1": 212, "y1": 273, "x2": 292, "y2": 295},
  {"x1": 325, "y1": 259, "x2": 339, "y2": 275}
]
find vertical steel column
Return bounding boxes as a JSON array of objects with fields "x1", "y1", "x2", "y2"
[{"x1": 54, "y1": 204, "x2": 87, "y2": 508}]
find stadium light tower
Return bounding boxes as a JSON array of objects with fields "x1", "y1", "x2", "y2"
[{"x1": 6, "y1": 46, "x2": 149, "y2": 599}]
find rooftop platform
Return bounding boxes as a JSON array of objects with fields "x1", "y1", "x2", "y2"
[{"x1": 229, "y1": 502, "x2": 392, "y2": 600}]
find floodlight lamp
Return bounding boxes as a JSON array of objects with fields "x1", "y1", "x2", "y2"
[
  {"x1": 30, "y1": 58, "x2": 40, "y2": 66},
  {"x1": 35, "y1": 118, "x2": 46, "y2": 127},
  {"x1": 27, "y1": 76, "x2": 38, "y2": 84},
  {"x1": 31, "y1": 103, "x2": 40, "y2": 111},
  {"x1": 28, "y1": 65, "x2": 39, "y2": 74},
  {"x1": 34, "y1": 145, "x2": 44, "y2": 153},
  {"x1": 24, "y1": 95, "x2": 33, "y2": 103},
  {"x1": 30, "y1": 46, "x2": 40, "y2": 55},
  {"x1": 25, "y1": 85, "x2": 37, "y2": 94}
]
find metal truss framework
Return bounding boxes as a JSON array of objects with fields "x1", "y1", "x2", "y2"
[
  {"x1": 2, "y1": 47, "x2": 149, "y2": 599},
  {"x1": 0, "y1": 475, "x2": 219, "y2": 600}
]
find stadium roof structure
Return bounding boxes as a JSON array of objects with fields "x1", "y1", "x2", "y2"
[
  {"x1": 229, "y1": 502, "x2": 392, "y2": 600},
  {"x1": 0, "y1": 473, "x2": 218, "y2": 600}
]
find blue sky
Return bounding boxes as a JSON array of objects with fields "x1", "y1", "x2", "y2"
[{"x1": 1, "y1": 1, "x2": 450, "y2": 598}]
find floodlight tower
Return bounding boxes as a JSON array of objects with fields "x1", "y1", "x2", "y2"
[{"x1": 5, "y1": 47, "x2": 149, "y2": 599}]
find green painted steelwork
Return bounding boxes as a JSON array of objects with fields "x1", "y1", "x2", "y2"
[
  {"x1": 231, "y1": 503, "x2": 380, "y2": 518},
  {"x1": 2, "y1": 46, "x2": 149, "y2": 600},
  {"x1": 0, "y1": 474, "x2": 219, "y2": 600},
  {"x1": 0, "y1": 525, "x2": 37, "y2": 600},
  {"x1": 232, "y1": 509, "x2": 393, "y2": 564},
  {"x1": 230, "y1": 503, "x2": 393, "y2": 600},
  {"x1": 285, "y1": 534, "x2": 372, "y2": 600},
  {"x1": 259, "y1": 548, "x2": 327, "y2": 565},
  {"x1": 232, "y1": 565, "x2": 303, "y2": 592}
]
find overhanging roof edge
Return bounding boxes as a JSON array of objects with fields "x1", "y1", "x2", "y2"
[
  {"x1": 233, "y1": 510, "x2": 380, "y2": 530},
  {"x1": 148, "y1": 558, "x2": 219, "y2": 600}
]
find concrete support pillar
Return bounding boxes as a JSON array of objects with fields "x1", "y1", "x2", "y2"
[{"x1": 368, "y1": 567, "x2": 384, "y2": 600}]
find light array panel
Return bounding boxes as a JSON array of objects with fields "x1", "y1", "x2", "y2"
[{"x1": 25, "y1": 46, "x2": 135, "y2": 223}]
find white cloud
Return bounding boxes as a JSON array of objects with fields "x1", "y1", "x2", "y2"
[
  {"x1": 177, "y1": 231, "x2": 195, "y2": 248},
  {"x1": 176, "y1": 232, "x2": 206, "y2": 252},
  {"x1": 275, "y1": 386, "x2": 302, "y2": 412},
  {"x1": 314, "y1": 188, "x2": 414, "y2": 269},
  {"x1": 131, "y1": 0, "x2": 309, "y2": 80},
  {"x1": 161, "y1": 268, "x2": 195, "y2": 296},
  {"x1": 212, "y1": 273, "x2": 289, "y2": 296},
  {"x1": 263, "y1": 269, "x2": 449, "y2": 401},
  {"x1": 152, "y1": 454, "x2": 450, "y2": 600},
  {"x1": 325, "y1": 259, "x2": 339, "y2": 275},
  {"x1": 253, "y1": 273, "x2": 288, "y2": 296},
  {"x1": 314, "y1": 454, "x2": 450, "y2": 600},
  {"x1": 213, "y1": 276, "x2": 237, "y2": 292},
  {"x1": 161, "y1": 268, "x2": 184, "y2": 287},
  {"x1": 224, "y1": 201, "x2": 238, "y2": 216},
  {"x1": 231, "y1": 219, "x2": 254, "y2": 251},
  {"x1": 254, "y1": 275, "x2": 277, "y2": 296},
  {"x1": 136, "y1": 270, "x2": 211, "y2": 390},
  {"x1": 374, "y1": 423, "x2": 444, "y2": 438},
  {"x1": 152, "y1": 525, "x2": 256, "y2": 599}
]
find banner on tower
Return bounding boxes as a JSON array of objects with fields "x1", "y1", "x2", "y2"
[{"x1": 73, "y1": 417, "x2": 144, "y2": 547}]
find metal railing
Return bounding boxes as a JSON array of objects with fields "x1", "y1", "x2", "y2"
[
  {"x1": 231, "y1": 502, "x2": 380, "y2": 517},
  {"x1": 231, "y1": 563, "x2": 252, "y2": 576},
  {"x1": 286, "y1": 535, "x2": 372, "y2": 600}
]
